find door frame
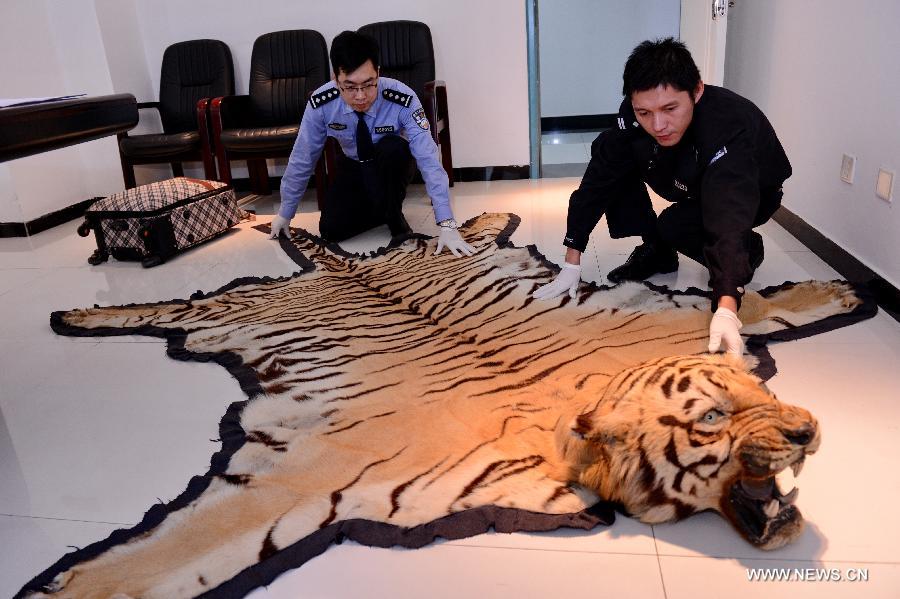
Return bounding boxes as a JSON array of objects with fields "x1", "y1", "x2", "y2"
[{"x1": 526, "y1": 0, "x2": 541, "y2": 179}]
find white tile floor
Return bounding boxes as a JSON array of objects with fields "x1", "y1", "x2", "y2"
[{"x1": 2, "y1": 179, "x2": 900, "y2": 598}]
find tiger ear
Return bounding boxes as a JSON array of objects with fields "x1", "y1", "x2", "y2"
[
  {"x1": 555, "y1": 410, "x2": 628, "y2": 470},
  {"x1": 571, "y1": 412, "x2": 628, "y2": 445},
  {"x1": 554, "y1": 411, "x2": 629, "y2": 488}
]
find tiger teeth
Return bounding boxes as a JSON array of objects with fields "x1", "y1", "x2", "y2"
[
  {"x1": 763, "y1": 499, "x2": 780, "y2": 518},
  {"x1": 791, "y1": 458, "x2": 805, "y2": 477},
  {"x1": 775, "y1": 468, "x2": 796, "y2": 495}
]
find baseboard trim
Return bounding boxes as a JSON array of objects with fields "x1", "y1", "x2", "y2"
[
  {"x1": 773, "y1": 206, "x2": 899, "y2": 323},
  {"x1": 541, "y1": 114, "x2": 617, "y2": 132},
  {"x1": 453, "y1": 165, "x2": 530, "y2": 181},
  {"x1": 0, "y1": 197, "x2": 98, "y2": 238}
]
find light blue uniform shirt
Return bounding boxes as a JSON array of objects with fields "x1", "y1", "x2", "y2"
[{"x1": 278, "y1": 77, "x2": 453, "y2": 223}]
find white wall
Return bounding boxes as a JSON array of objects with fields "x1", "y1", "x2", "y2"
[
  {"x1": 1, "y1": 0, "x2": 530, "y2": 225},
  {"x1": 725, "y1": 0, "x2": 900, "y2": 288},
  {"x1": 125, "y1": 0, "x2": 530, "y2": 170},
  {"x1": 538, "y1": 0, "x2": 680, "y2": 117},
  {"x1": 0, "y1": 0, "x2": 125, "y2": 222}
]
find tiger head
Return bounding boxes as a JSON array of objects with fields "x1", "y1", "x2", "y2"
[{"x1": 556, "y1": 354, "x2": 819, "y2": 550}]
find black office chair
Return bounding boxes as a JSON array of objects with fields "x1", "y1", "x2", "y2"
[
  {"x1": 117, "y1": 39, "x2": 233, "y2": 188},
  {"x1": 211, "y1": 29, "x2": 330, "y2": 203},
  {"x1": 358, "y1": 20, "x2": 454, "y2": 184}
]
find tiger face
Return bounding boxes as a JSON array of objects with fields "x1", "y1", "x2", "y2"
[{"x1": 556, "y1": 354, "x2": 819, "y2": 550}]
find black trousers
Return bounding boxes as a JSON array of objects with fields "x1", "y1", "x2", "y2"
[
  {"x1": 319, "y1": 135, "x2": 414, "y2": 242},
  {"x1": 605, "y1": 180, "x2": 783, "y2": 266}
]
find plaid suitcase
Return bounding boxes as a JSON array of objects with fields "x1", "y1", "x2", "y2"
[{"x1": 77, "y1": 178, "x2": 249, "y2": 267}]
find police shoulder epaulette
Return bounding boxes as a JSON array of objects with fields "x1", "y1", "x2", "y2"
[
  {"x1": 382, "y1": 88, "x2": 412, "y2": 107},
  {"x1": 308, "y1": 87, "x2": 340, "y2": 109}
]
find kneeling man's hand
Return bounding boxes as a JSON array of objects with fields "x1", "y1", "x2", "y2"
[
  {"x1": 708, "y1": 306, "x2": 744, "y2": 355},
  {"x1": 532, "y1": 263, "x2": 581, "y2": 300},
  {"x1": 270, "y1": 215, "x2": 291, "y2": 239},
  {"x1": 434, "y1": 227, "x2": 475, "y2": 257}
]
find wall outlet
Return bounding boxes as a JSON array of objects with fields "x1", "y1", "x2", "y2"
[
  {"x1": 875, "y1": 168, "x2": 894, "y2": 203},
  {"x1": 840, "y1": 154, "x2": 856, "y2": 184}
]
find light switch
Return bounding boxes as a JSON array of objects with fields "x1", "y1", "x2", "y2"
[
  {"x1": 840, "y1": 154, "x2": 856, "y2": 183},
  {"x1": 876, "y1": 168, "x2": 894, "y2": 202}
]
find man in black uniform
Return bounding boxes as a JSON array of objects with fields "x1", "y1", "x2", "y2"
[{"x1": 533, "y1": 38, "x2": 791, "y2": 355}]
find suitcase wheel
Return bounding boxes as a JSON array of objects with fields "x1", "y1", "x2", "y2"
[
  {"x1": 77, "y1": 220, "x2": 92, "y2": 237},
  {"x1": 87, "y1": 249, "x2": 109, "y2": 265},
  {"x1": 142, "y1": 255, "x2": 164, "y2": 268}
]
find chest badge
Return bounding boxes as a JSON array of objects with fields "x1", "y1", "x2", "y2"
[
  {"x1": 327, "y1": 122, "x2": 347, "y2": 131},
  {"x1": 674, "y1": 179, "x2": 688, "y2": 192},
  {"x1": 374, "y1": 125, "x2": 395, "y2": 134}
]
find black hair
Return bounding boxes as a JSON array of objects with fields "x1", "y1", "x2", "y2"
[
  {"x1": 330, "y1": 30, "x2": 380, "y2": 76},
  {"x1": 622, "y1": 37, "x2": 701, "y2": 98}
]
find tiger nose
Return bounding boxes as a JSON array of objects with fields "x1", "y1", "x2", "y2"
[{"x1": 784, "y1": 423, "x2": 815, "y2": 446}]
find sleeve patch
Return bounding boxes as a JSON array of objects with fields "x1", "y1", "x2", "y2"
[
  {"x1": 309, "y1": 87, "x2": 340, "y2": 109},
  {"x1": 382, "y1": 89, "x2": 412, "y2": 107},
  {"x1": 709, "y1": 146, "x2": 728, "y2": 165},
  {"x1": 412, "y1": 107, "x2": 430, "y2": 130}
]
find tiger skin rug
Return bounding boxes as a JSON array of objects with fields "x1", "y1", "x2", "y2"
[{"x1": 21, "y1": 213, "x2": 876, "y2": 598}]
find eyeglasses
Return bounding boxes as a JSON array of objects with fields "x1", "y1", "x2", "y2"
[{"x1": 339, "y1": 81, "x2": 378, "y2": 94}]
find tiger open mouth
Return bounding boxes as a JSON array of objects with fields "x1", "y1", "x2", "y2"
[{"x1": 726, "y1": 455, "x2": 805, "y2": 550}]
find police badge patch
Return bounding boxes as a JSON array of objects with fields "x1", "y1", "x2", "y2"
[
  {"x1": 412, "y1": 107, "x2": 430, "y2": 131},
  {"x1": 328, "y1": 122, "x2": 347, "y2": 130}
]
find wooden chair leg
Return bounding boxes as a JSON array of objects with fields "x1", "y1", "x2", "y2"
[
  {"x1": 197, "y1": 98, "x2": 217, "y2": 180},
  {"x1": 436, "y1": 86, "x2": 454, "y2": 186},
  {"x1": 217, "y1": 149, "x2": 233, "y2": 185},
  {"x1": 248, "y1": 159, "x2": 271, "y2": 195},
  {"x1": 171, "y1": 163, "x2": 185, "y2": 178},
  {"x1": 117, "y1": 133, "x2": 137, "y2": 189}
]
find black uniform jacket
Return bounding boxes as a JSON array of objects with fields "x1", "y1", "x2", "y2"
[{"x1": 564, "y1": 85, "x2": 792, "y2": 305}]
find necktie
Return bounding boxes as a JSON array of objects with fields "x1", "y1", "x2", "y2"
[{"x1": 355, "y1": 111, "x2": 374, "y2": 162}]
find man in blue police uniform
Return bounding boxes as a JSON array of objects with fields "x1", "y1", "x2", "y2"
[
  {"x1": 271, "y1": 30, "x2": 473, "y2": 257},
  {"x1": 532, "y1": 38, "x2": 791, "y2": 356}
]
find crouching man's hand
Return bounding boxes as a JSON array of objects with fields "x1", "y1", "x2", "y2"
[
  {"x1": 434, "y1": 226, "x2": 475, "y2": 257},
  {"x1": 708, "y1": 305, "x2": 744, "y2": 355},
  {"x1": 270, "y1": 215, "x2": 291, "y2": 239},
  {"x1": 532, "y1": 263, "x2": 581, "y2": 300}
]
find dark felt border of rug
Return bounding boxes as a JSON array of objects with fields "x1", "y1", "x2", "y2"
[{"x1": 22, "y1": 213, "x2": 877, "y2": 598}]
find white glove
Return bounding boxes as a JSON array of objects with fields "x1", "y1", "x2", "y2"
[
  {"x1": 434, "y1": 226, "x2": 475, "y2": 257},
  {"x1": 270, "y1": 215, "x2": 291, "y2": 239},
  {"x1": 708, "y1": 307, "x2": 744, "y2": 355},
  {"x1": 532, "y1": 263, "x2": 581, "y2": 300}
]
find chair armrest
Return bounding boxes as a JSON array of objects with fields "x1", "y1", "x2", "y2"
[
  {"x1": 119, "y1": 101, "x2": 162, "y2": 138},
  {"x1": 422, "y1": 80, "x2": 448, "y2": 143},
  {"x1": 212, "y1": 94, "x2": 253, "y2": 130},
  {"x1": 196, "y1": 98, "x2": 212, "y2": 143}
]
